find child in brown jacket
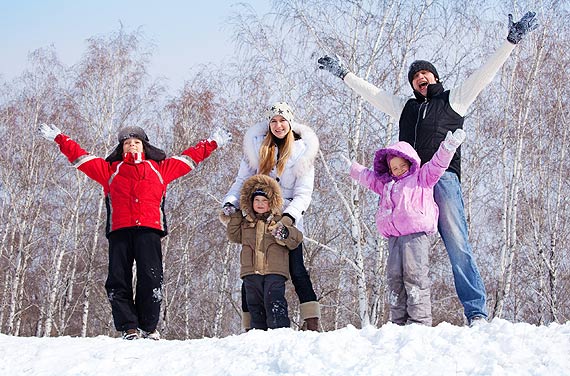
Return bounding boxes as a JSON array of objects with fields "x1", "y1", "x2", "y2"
[{"x1": 226, "y1": 174, "x2": 302, "y2": 330}]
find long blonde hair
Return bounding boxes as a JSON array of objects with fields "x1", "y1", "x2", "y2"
[{"x1": 258, "y1": 129, "x2": 295, "y2": 176}]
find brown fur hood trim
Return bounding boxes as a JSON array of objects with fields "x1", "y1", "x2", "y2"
[{"x1": 240, "y1": 174, "x2": 283, "y2": 218}]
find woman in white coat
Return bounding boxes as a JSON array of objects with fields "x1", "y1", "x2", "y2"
[{"x1": 222, "y1": 102, "x2": 320, "y2": 331}]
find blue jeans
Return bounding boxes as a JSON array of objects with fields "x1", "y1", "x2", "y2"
[{"x1": 434, "y1": 171, "x2": 487, "y2": 321}]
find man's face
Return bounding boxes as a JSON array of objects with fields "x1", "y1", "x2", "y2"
[{"x1": 412, "y1": 70, "x2": 437, "y2": 96}]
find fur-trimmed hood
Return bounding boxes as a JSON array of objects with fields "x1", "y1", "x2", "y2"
[
  {"x1": 240, "y1": 174, "x2": 283, "y2": 218},
  {"x1": 373, "y1": 141, "x2": 421, "y2": 183},
  {"x1": 242, "y1": 121, "x2": 319, "y2": 178}
]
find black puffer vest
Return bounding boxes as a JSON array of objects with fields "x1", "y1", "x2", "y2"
[{"x1": 399, "y1": 83, "x2": 464, "y2": 180}]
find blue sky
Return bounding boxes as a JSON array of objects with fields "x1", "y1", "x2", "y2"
[{"x1": 0, "y1": 0, "x2": 270, "y2": 90}]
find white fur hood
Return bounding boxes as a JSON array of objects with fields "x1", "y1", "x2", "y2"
[{"x1": 242, "y1": 121, "x2": 319, "y2": 177}]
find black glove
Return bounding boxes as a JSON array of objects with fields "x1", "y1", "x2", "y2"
[
  {"x1": 270, "y1": 221, "x2": 290, "y2": 241},
  {"x1": 507, "y1": 11, "x2": 538, "y2": 44},
  {"x1": 317, "y1": 55, "x2": 349, "y2": 80},
  {"x1": 222, "y1": 202, "x2": 237, "y2": 216}
]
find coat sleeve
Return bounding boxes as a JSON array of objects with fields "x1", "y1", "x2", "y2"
[
  {"x1": 55, "y1": 134, "x2": 111, "y2": 188},
  {"x1": 344, "y1": 72, "x2": 407, "y2": 119},
  {"x1": 418, "y1": 143, "x2": 455, "y2": 188},
  {"x1": 223, "y1": 157, "x2": 256, "y2": 208},
  {"x1": 449, "y1": 40, "x2": 516, "y2": 116},
  {"x1": 283, "y1": 165, "x2": 314, "y2": 224},
  {"x1": 277, "y1": 216, "x2": 303, "y2": 250},
  {"x1": 159, "y1": 139, "x2": 218, "y2": 185},
  {"x1": 349, "y1": 161, "x2": 386, "y2": 195},
  {"x1": 226, "y1": 210, "x2": 244, "y2": 243}
]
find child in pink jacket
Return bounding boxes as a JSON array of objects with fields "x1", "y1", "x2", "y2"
[{"x1": 347, "y1": 129, "x2": 465, "y2": 326}]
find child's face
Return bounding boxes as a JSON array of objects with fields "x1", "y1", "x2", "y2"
[
  {"x1": 389, "y1": 156, "x2": 411, "y2": 177},
  {"x1": 253, "y1": 196, "x2": 270, "y2": 214},
  {"x1": 123, "y1": 138, "x2": 143, "y2": 154}
]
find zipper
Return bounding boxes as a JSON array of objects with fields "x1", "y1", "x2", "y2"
[{"x1": 413, "y1": 99, "x2": 428, "y2": 148}]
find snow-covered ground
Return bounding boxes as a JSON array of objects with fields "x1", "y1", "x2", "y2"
[{"x1": 1, "y1": 318, "x2": 569, "y2": 375}]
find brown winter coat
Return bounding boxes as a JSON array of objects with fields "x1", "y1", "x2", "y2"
[{"x1": 226, "y1": 174, "x2": 303, "y2": 279}]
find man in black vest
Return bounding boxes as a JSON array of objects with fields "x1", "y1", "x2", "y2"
[{"x1": 318, "y1": 11, "x2": 537, "y2": 326}]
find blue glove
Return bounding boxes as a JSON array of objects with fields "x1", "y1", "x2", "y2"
[
  {"x1": 317, "y1": 55, "x2": 349, "y2": 80},
  {"x1": 507, "y1": 11, "x2": 538, "y2": 44}
]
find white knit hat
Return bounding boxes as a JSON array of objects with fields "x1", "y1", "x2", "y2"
[{"x1": 265, "y1": 102, "x2": 294, "y2": 124}]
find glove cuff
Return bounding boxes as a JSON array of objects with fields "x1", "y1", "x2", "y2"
[
  {"x1": 282, "y1": 212, "x2": 295, "y2": 224},
  {"x1": 442, "y1": 141, "x2": 457, "y2": 152}
]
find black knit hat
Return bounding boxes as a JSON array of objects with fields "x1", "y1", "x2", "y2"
[
  {"x1": 251, "y1": 189, "x2": 268, "y2": 201},
  {"x1": 408, "y1": 60, "x2": 439, "y2": 88},
  {"x1": 105, "y1": 126, "x2": 166, "y2": 162}
]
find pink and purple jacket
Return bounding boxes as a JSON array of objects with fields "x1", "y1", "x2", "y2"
[{"x1": 349, "y1": 141, "x2": 454, "y2": 238}]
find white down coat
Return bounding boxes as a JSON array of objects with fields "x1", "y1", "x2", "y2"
[{"x1": 223, "y1": 121, "x2": 319, "y2": 233}]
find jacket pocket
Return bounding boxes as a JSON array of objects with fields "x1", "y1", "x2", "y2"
[{"x1": 240, "y1": 245, "x2": 254, "y2": 267}]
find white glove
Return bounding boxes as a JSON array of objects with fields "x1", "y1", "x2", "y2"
[
  {"x1": 38, "y1": 123, "x2": 62, "y2": 141},
  {"x1": 222, "y1": 202, "x2": 237, "y2": 216},
  {"x1": 340, "y1": 155, "x2": 353, "y2": 172},
  {"x1": 442, "y1": 129, "x2": 466, "y2": 151},
  {"x1": 209, "y1": 127, "x2": 232, "y2": 148}
]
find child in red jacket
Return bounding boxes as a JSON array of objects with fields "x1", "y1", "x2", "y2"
[{"x1": 39, "y1": 123, "x2": 231, "y2": 340}]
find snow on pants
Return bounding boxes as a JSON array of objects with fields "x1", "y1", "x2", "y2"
[
  {"x1": 243, "y1": 274, "x2": 290, "y2": 329},
  {"x1": 105, "y1": 227, "x2": 163, "y2": 332},
  {"x1": 387, "y1": 232, "x2": 432, "y2": 326},
  {"x1": 241, "y1": 243, "x2": 317, "y2": 312}
]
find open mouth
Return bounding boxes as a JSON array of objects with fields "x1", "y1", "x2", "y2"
[{"x1": 419, "y1": 82, "x2": 428, "y2": 88}]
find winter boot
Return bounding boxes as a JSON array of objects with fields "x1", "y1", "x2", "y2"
[
  {"x1": 299, "y1": 301, "x2": 321, "y2": 332},
  {"x1": 242, "y1": 311, "x2": 252, "y2": 332},
  {"x1": 468, "y1": 315, "x2": 487, "y2": 328},
  {"x1": 122, "y1": 328, "x2": 139, "y2": 340},
  {"x1": 303, "y1": 317, "x2": 320, "y2": 331},
  {"x1": 139, "y1": 328, "x2": 160, "y2": 340}
]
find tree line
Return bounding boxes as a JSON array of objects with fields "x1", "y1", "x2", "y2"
[{"x1": 1, "y1": 0, "x2": 568, "y2": 339}]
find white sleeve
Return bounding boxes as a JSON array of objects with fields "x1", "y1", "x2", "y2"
[
  {"x1": 344, "y1": 72, "x2": 407, "y2": 119},
  {"x1": 223, "y1": 158, "x2": 256, "y2": 208},
  {"x1": 449, "y1": 40, "x2": 516, "y2": 117},
  {"x1": 283, "y1": 166, "x2": 314, "y2": 223}
]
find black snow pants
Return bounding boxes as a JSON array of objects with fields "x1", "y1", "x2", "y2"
[
  {"x1": 105, "y1": 228, "x2": 163, "y2": 332},
  {"x1": 243, "y1": 274, "x2": 290, "y2": 329}
]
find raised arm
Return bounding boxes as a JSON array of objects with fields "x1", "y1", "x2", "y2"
[
  {"x1": 39, "y1": 123, "x2": 111, "y2": 187},
  {"x1": 318, "y1": 54, "x2": 407, "y2": 119},
  {"x1": 450, "y1": 11, "x2": 538, "y2": 116},
  {"x1": 419, "y1": 129, "x2": 465, "y2": 187},
  {"x1": 159, "y1": 127, "x2": 231, "y2": 185}
]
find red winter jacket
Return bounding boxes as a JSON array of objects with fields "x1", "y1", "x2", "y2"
[{"x1": 55, "y1": 134, "x2": 218, "y2": 237}]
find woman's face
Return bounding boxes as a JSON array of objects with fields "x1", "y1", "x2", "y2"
[
  {"x1": 122, "y1": 138, "x2": 143, "y2": 154},
  {"x1": 269, "y1": 115, "x2": 290, "y2": 139}
]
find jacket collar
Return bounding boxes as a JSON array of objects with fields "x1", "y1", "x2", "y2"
[
  {"x1": 122, "y1": 152, "x2": 146, "y2": 164},
  {"x1": 413, "y1": 82, "x2": 445, "y2": 101}
]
